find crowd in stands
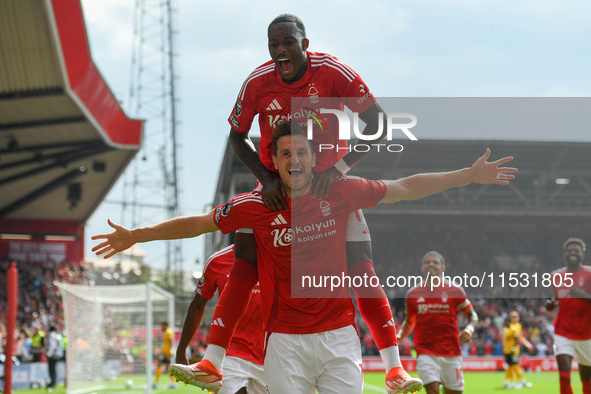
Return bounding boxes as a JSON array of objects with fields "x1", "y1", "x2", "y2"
[
  {"x1": 0, "y1": 259, "x2": 87, "y2": 363},
  {"x1": 358, "y1": 297, "x2": 557, "y2": 359}
]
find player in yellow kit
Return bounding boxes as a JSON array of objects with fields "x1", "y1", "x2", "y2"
[
  {"x1": 154, "y1": 321, "x2": 176, "y2": 388},
  {"x1": 503, "y1": 312, "x2": 533, "y2": 389}
]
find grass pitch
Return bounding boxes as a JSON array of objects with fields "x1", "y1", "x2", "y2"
[
  {"x1": 364, "y1": 371, "x2": 581, "y2": 393},
  {"x1": 11, "y1": 371, "x2": 581, "y2": 393}
]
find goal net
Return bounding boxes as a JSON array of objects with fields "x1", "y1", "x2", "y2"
[{"x1": 56, "y1": 282, "x2": 174, "y2": 394}]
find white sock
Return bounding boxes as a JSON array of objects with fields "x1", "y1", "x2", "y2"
[
  {"x1": 380, "y1": 345, "x2": 402, "y2": 371},
  {"x1": 202, "y1": 344, "x2": 226, "y2": 371}
]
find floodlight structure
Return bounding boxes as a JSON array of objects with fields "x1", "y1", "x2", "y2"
[{"x1": 123, "y1": 0, "x2": 182, "y2": 289}]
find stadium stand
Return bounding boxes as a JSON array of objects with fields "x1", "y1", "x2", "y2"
[{"x1": 0, "y1": 0, "x2": 141, "y2": 376}]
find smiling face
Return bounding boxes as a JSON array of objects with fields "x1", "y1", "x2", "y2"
[
  {"x1": 421, "y1": 252, "x2": 445, "y2": 278},
  {"x1": 272, "y1": 134, "x2": 315, "y2": 199},
  {"x1": 564, "y1": 242, "x2": 585, "y2": 269},
  {"x1": 268, "y1": 22, "x2": 309, "y2": 82}
]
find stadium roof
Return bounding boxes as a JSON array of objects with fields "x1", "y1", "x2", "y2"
[{"x1": 0, "y1": 0, "x2": 142, "y2": 224}]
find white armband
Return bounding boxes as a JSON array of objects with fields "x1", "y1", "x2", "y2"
[{"x1": 334, "y1": 158, "x2": 351, "y2": 175}]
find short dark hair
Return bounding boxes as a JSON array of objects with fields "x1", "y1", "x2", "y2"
[
  {"x1": 563, "y1": 237, "x2": 586, "y2": 252},
  {"x1": 268, "y1": 14, "x2": 307, "y2": 38},
  {"x1": 271, "y1": 121, "x2": 312, "y2": 156}
]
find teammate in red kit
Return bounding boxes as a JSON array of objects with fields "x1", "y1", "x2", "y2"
[
  {"x1": 547, "y1": 238, "x2": 591, "y2": 394},
  {"x1": 92, "y1": 122, "x2": 516, "y2": 393},
  {"x1": 228, "y1": 13, "x2": 413, "y2": 390},
  {"x1": 396, "y1": 251, "x2": 478, "y2": 394},
  {"x1": 174, "y1": 245, "x2": 266, "y2": 394}
]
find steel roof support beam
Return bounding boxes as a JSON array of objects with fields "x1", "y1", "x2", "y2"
[
  {"x1": 0, "y1": 142, "x2": 102, "y2": 171},
  {"x1": 0, "y1": 167, "x2": 87, "y2": 218},
  {"x1": 0, "y1": 145, "x2": 110, "y2": 187}
]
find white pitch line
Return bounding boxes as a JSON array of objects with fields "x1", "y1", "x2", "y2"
[{"x1": 364, "y1": 382, "x2": 386, "y2": 392}]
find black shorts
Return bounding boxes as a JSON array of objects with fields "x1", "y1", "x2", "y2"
[
  {"x1": 159, "y1": 355, "x2": 171, "y2": 364},
  {"x1": 505, "y1": 353, "x2": 519, "y2": 366}
]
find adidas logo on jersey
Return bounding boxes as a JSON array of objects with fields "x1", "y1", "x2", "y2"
[
  {"x1": 211, "y1": 318, "x2": 225, "y2": 328},
  {"x1": 271, "y1": 214, "x2": 288, "y2": 226},
  {"x1": 382, "y1": 318, "x2": 395, "y2": 328},
  {"x1": 266, "y1": 99, "x2": 282, "y2": 111}
]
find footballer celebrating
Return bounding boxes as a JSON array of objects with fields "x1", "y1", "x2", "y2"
[
  {"x1": 397, "y1": 251, "x2": 478, "y2": 394},
  {"x1": 92, "y1": 122, "x2": 516, "y2": 393},
  {"x1": 228, "y1": 14, "x2": 416, "y2": 390},
  {"x1": 547, "y1": 238, "x2": 591, "y2": 394}
]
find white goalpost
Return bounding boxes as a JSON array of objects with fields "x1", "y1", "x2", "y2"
[{"x1": 56, "y1": 282, "x2": 174, "y2": 394}]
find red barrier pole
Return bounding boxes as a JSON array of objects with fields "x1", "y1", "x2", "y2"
[{"x1": 5, "y1": 262, "x2": 19, "y2": 394}]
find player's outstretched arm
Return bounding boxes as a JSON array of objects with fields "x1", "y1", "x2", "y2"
[
  {"x1": 91, "y1": 212, "x2": 218, "y2": 259},
  {"x1": 381, "y1": 148, "x2": 517, "y2": 203},
  {"x1": 176, "y1": 294, "x2": 209, "y2": 365},
  {"x1": 230, "y1": 129, "x2": 287, "y2": 211}
]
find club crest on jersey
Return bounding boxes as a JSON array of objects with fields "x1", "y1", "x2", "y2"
[
  {"x1": 308, "y1": 83, "x2": 319, "y2": 104},
  {"x1": 320, "y1": 200, "x2": 331, "y2": 217},
  {"x1": 272, "y1": 227, "x2": 293, "y2": 247}
]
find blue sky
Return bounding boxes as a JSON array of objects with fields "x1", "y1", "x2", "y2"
[{"x1": 81, "y1": 0, "x2": 591, "y2": 271}]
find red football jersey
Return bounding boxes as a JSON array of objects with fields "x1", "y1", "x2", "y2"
[
  {"x1": 196, "y1": 244, "x2": 264, "y2": 365},
  {"x1": 405, "y1": 282, "x2": 472, "y2": 357},
  {"x1": 213, "y1": 176, "x2": 386, "y2": 334},
  {"x1": 552, "y1": 265, "x2": 591, "y2": 340},
  {"x1": 228, "y1": 51, "x2": 376, "y2": 173}
]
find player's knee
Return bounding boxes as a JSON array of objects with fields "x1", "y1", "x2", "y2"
[
  {"x1": 579, "y1": 365, "x2": 591, "y2": 381},
  {"x1": 346, "y1": 241, "x2": 372, "y2": 266}
]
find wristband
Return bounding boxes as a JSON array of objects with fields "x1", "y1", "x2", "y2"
[
  {"x1": 334, "y1": 158, "x2": 351, "y2": 175},
  {"x1": 464, "y1": 324, "x2": 474, "y2": 334}
]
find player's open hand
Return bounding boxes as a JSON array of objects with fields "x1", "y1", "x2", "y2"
[
  {"x1": 311, "y1": 166, "x2": 341, "y2": 200},
  {"x1": 262, "y1": 176, "x2": 288, "y2": 211},
  {"x1": 545, "y1": 298, "x2": 558, "y2": 311},
  {"x1": 459, "y1": 329, "x2": 473, "y2": 344},
  {"x1": 91, "y1": 219, "x2": 135, "y2": 259},
  {"x1": 470, "y1": 148, "x2": 518, "y2": 185}
]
